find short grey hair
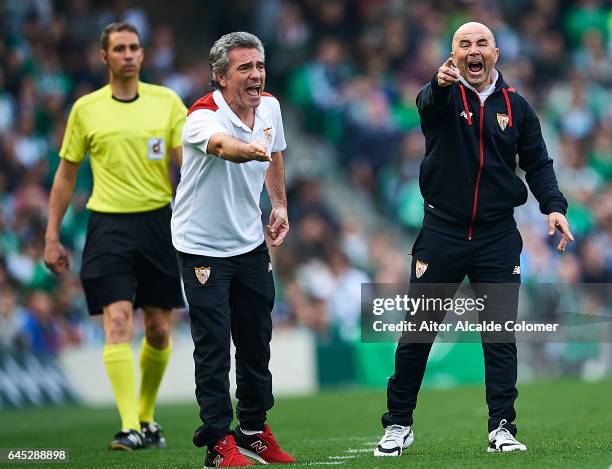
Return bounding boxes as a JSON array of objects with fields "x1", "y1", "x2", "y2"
[{"x1": 209, "y1": 32, "x2": 265, "y2": 89}]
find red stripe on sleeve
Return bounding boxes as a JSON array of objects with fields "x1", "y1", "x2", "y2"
[{"x1": 187, "y1": 93, "x2": 218, "y2": 115}]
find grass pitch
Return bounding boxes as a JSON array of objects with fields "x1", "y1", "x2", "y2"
[{"x1": 1, "y1": 379, "x2": 611, "y2": 468}]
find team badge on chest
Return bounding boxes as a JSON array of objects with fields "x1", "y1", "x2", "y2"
[
  {"x1": 497, "y1": 113, "x2": 509, "y2": 131},
  {"x1": 194, "y1": 266, "x2": 211, "y2": 285},
  {"x1": 415, "y1": 259, "x2": 428, "y2": 279},
  {"x1": 263, "y1": 127, "x2": 273, "y2": 144}
]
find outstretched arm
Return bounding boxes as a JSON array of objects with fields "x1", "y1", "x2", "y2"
[
  {"x1": 207, "y1": 133, "x2": 271, "y2": 164},
  {"x1": 416, "y1": 57, "x2": 459, "y2": 120}
]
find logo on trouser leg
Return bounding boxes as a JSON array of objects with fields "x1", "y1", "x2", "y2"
[
  {"x1": 512, "y1": 265, "x2": 520, "y2": 275},
  {"x1": 194, "y1": 266, "x2": 211, "y2": 284},
  {"x1": 415, "y1": 260, "x2": 428, "y2": 278}
]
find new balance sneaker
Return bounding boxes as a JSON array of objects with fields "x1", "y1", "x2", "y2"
[
  {"x1": 205, "y1": 434, "x2": 253, "y2": 467},
  {"x1": 233, "y1": 424, "x2": 296, "y2": 464},
  {"x1": 487, "y1": 419, "x2": 527, "y2": 452},
  {"x1": 109, "y1": 429, "x2": 146, "y2": 451},
  {"x1": 373, "y1": 424, "x2": 414, "y2": 457},
  {"x1": 141, "y1": 421, "x2": 167, "y2": 448}
]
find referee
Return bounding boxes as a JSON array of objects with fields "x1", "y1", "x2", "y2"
[
  {"x1": 44, "y1": 23, "x2": 186, "y2": 451},
  {"x1": 374, "y1": 22, "x2": 573, "y2": 457}
]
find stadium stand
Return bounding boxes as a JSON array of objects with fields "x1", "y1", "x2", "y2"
[{"x1": 0, "y1": 1, "x2": 610, "y2": 394}]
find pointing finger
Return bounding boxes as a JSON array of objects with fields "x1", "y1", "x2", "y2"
[
  {"x1": 559, "y1": 222, "x2": 574, "y2": 242},
  {"x1": 557, "y1": 234, "x2": 568, "y2": 252},
  {"x1": 548, "y1": 216, "x2": 556, "y2": 236}
]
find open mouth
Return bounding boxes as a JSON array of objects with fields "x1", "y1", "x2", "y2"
[
  {"x1": 467, "y1": 59, "x2": 483, "y2": 73},
  {"x1": 246, "y1": 85, "x2": 261, "y2": 97}
]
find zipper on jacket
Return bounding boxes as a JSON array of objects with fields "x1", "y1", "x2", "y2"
[{"x1": 468, "y1": 101, "x2": 485, "y2": 240}]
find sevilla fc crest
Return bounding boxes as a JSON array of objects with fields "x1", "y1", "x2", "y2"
[
  {"x1": 497, "y1": 113, "x2": 509, "y2": 131},
  {"x1": 415, "y1": 260, "x2": 428, "y2": 279},
  {"x1": 263, "y1": 127, "x2": 273, "y2": 143},
  {"x1": 194, "y1": 266, "x2": 211, "y2": 285}
]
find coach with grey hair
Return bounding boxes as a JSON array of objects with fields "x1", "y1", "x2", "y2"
[{"x1": 171, "y1": 32, "x2": 295, "y2": 467}]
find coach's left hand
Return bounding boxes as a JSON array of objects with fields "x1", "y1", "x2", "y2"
[
  {"x1": 266, "y1": 207, "x2": 289, "y2": 247},
  {"x1": 548, "y1": 212, "x2": 574, "y2": 252}
]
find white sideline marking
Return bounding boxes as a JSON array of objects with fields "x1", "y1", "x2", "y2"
[
  {"x1": 307, "y1": 436, "x2": 378, "y2": 466},
  {"x1": 302, "y1": 435, "x2": 378, "y2": 443},
  {"x1": 306, "y1": 462, "x2": 345, "y2": 466}
]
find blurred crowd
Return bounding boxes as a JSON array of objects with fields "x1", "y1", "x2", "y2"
[{"x1": 0, "y1": 0, "x2": 610, "y2": 361}]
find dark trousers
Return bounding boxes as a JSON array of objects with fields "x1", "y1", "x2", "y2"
[
  {"x1": 179, "y1": 243, "x2": 275, "y2": 448},
  {"x1": 382, "y1": 226, "x2": 523, "y2": 435}
]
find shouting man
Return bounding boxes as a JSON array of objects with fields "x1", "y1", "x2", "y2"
[{"x1": 374, "y1": 22, "x2": 571, "y2": 457}]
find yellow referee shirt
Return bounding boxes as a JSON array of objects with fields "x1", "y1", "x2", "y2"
[{"x1": 60, "y1": 82, "x2": 187, "y2": 213}]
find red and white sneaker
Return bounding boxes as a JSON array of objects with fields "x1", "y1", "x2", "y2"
[
  {"x1": 204, "y1": 434, "x2": 253, "y2": 467},
  {"x1": 234, "y1": 424, "x2": 296, "y2": 464}
]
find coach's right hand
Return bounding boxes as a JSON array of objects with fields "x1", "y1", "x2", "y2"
[
  {"x1": 44, "y1": 238, "x2": 70, "y2": 275},
  {"x1": 437, "y1": 57, "x2": 460, "y2": 87},
  {"x1": 246, "y1": 140, "x2": 272, "y2": 162}
]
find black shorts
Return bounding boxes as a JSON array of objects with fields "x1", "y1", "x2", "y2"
[{"x1": 80, "y1": 205, "x2": 184, "y2": 315}]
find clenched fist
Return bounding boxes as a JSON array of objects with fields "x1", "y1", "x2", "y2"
[
  {"x1": 246, "y1": 140, "x2": 271, "y2": 162},
  {"x1": 44, "y1": 238, "x2": 70, "y2": 275}
]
